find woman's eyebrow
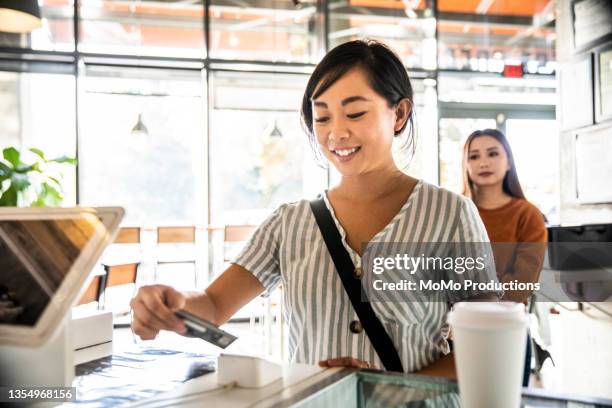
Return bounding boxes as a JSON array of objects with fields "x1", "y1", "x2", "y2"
[
  {"x1": 312, "y1": 95, "x2": 371, "y2": 108},
  {"x1": 341, "y1": 95, "x2": 371, "y2": 106}
]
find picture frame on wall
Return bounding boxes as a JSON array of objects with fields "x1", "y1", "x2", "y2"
[
  {"x1": 572, "y1": 0, "x2": 612, "y2": 53},
  {"x1": 575, "y1": 124, "x2": 612, "y2": 204},
  {"x1": 560, "y1": 55, "x2": 594, "y2": 130},
  {"x1": 595, "y1": 44, "x2": 612, "y2": 123}
]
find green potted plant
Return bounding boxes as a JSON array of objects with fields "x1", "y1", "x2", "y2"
[{"x1": 0, "y1": 147, "x2": 77, "y2": 207}]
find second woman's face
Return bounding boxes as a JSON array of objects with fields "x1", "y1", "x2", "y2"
[
  {"x1": 466, "y1": 135, "x2": 511, "y2": 188},
  {"x1": 311, "y1": 68, "x2": 403, "y2": 177}
]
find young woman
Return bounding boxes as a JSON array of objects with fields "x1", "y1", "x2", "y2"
[
  {"x1": 130, "y1": 40, "x2": 499, "y2": 374},
  {"x1": 462, "y1": 128, "x2": 547, "y2": 386},
  {"x1": 462, "y1": 128, "x2": 547, "y2": 303}
]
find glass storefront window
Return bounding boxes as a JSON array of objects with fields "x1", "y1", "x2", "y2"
[
  {"x1": 0, "y1": 70, "x2": 77, "y2": 206},
  {"x1": 437, "y1": 0, "x2": 556, "y2": 74},
  {"x1": 438, "y1": 71, "x2": 557, "y2": 105},
  {"x1": 78, "y1": 66, "x2": 205, "y2": 226},
  {"x1": 209, "y1": 0, "x2": 322, "y2": 63},
  {"x1": 329, "y1": 0, "x2": 437, "y2": 70},
  {"x1": 78, "y1": 0, "x2": 205, "y2": 58},
  {"x1": 506, "y1": 118, "x2": 559, "y2": 223},
  {"x1": 209, "y1": 71, "x2": 326, "y2": 226}
]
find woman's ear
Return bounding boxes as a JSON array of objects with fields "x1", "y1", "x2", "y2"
[{"x1": 394, "y1": 98, "x2": 412, "y2": 135}]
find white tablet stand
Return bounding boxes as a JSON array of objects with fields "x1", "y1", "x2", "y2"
[{"x1": 0, "y1": 315, "x2": 74, "y2": 387}]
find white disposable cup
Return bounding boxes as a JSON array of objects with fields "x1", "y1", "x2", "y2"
[{"x1": 447, "y1": 302, "x2": 527, "y2": 408}]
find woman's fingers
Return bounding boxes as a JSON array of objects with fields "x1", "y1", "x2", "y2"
[
  {"x1": 139, "y1": 286, "x2": 186, "y2": 332},
  {"x1": 130, "y1": 285, "x2": 186, "y2": 340},
  {"x1": 318, "y1": 357, "x2": 372, "y2": 369},
  {"x1": 131, "y1": 314, "x2": 159, "y2": 340}
]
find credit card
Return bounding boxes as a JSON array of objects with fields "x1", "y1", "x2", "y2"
[{"x1": 175, "y1": 310, "x2": 237, "y2": 349}]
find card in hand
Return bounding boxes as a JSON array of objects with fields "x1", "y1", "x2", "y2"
[{"x1": 175, "y1": 310, "x2": 237, "y2": 349}]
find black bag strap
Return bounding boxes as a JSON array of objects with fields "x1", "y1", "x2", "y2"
[{"x1": 310, "y1": 197, "x2": 404, "y2": 372}]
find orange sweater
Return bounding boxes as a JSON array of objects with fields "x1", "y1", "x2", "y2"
[{"x1": 477, "y1": 198, "x2": 547, "y2": 302}]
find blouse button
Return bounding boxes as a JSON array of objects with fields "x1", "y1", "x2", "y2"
[
  {"x1": 350, "y1": 320, "x2": 363, "y2": 334},
  {"x1": 354, "y1": 267, "x2": 363, "y2": 279}
]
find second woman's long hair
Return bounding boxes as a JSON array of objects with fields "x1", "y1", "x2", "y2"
[{"x1": 462, "y1": 128, "x2": 526, "y2": 200}]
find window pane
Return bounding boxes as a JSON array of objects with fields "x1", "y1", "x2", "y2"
[
  {"x1": 329, "y1": 0, "x2": 437, "y2": 70},
  {"x1": 0, "y1": 0, "x2": 74, "y2": 51},
  {"x1": 438, "y1": 71, "x2": 556, "y2": 105},
  {"x1": 209, "y1": 0, "x2": 321, "y2": 63},
  {"x1": 506, "y1": 119, "x2": 559, "y2": 223},
  {"x1": 400, "y1": 77, "x2": 438, "y2": 184},
  {"x1": 78, "y1": 66, "x2": 205, "y2": 226},
  {"x1": 438, "y1": 118, "x2": 497, "y2": 193},
  {"x1": 0, "y1": 70, "x2": 77, "y2": 206},
  {"x1": 78, "y1": 0, "x2": 204, "y2": 58},
  {"x1": 209, "y1": 71, "x2": 326, "y2": 225},
  {"x1": 438, "y1": 0, "x2": 555, "y2": 74}
]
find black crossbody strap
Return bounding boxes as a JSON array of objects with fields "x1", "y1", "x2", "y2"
[{"x1": 310, "y1": 197, "x2": 404, "y2": 372}]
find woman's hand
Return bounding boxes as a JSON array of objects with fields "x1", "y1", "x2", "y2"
[
  {"x1": 318, "y1": 357, "x2": 377, "y2": 369},
  {"x1": 130, "y1": 284, "x2": 187, "y2": 340}
]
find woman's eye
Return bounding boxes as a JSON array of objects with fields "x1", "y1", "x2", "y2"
[
  {"x1": 489, "y1": 151, "x2": 498, "y2": 157},
  {"x1": 468, "y1": 155, "x2": 478, "y2": 160},
  {"x1": 314, "y1": 117, "x2": 329, "y2": 123},
  {"x1": 347, "y1": 112, "x2": 366, "y2": 119}
]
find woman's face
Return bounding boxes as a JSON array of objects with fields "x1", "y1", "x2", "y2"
[
  {"x1": 466, "y1": 135, "x2": 511, "y2": 188},
  {"x1": 311, "y1": 68, "x2": 408, "y2": 177}
]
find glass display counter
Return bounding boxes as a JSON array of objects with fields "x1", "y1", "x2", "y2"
[{"x1": 292, "y1": 370, "x2": 612, "y2": 408}]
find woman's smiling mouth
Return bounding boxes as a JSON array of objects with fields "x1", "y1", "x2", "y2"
[{"x1": 331, "y1": 146, "x2": 361, "y2": 161}]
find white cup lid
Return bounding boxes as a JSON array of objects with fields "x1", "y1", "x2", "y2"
[{"x1": 447, "y1": 302, "x2": 527, "y2": 330}]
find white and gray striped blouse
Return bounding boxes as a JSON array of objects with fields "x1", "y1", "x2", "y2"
[{"x1": 232, "y1": 180, "x2": 498, "y2": 372}]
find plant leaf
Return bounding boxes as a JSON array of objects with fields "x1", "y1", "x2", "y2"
[
  {"x1": 38, "y1": 182, "x2": 63, "y2": 207},
  {"x1": 0, "y1": 185, "x2": 18, "y2": 206},
  {"x1": 15, "y1": 163, "x2": 41, "y2": 173},
  {"x1": 50, "y1": 155, "x2": 77, "y2": 165},
  {"x1": 10, "y1": 173, "x2": 31, "y2": 192},
  {"x1": 29, "y1": 148, "x2": 46, "y2": 161},
  {"x1": 0, "y1": 161, "x2": 12, "y2": 179},
  {"x1": 47, "y1": 176, "x2": 62, "y2": 186},
  {"x1": 2, "y1": 148, "x2": 20, "y2": 168}
]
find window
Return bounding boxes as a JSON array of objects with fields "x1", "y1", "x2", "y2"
[
  {"x1": 209, "y1": 0, "x2": 322, "y2": 63},
  {"x1": 209, "y1": 70, "x2": 326, "y2": 226},
  {"x1": 78, "y1": 66, "x2": 205, "y2": 226},
  {"x1": 437, "y1": 0, "x2": 556, "y2": 74},
  {"x1": 506, "y1": 119, "x2": 559, "y2": 223},
  {"x1": 78, "y1": 0, "x2": 205, "y2": 58},
  {"x1": 329, "y1": 0, "x2": 437, "y2": 70},
  {"x1": 0, "y1": 69, "x2": 77, "y2": 206}
]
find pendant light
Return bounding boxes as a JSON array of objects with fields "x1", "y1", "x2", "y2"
[
  {"x1": 0, "y1": 0, "x2": 42, "y2": 33},
  {"x1": 131, "y1": 113, "x2": 149, "y2": 137},
  {"x1": 267, "y1": 119, "x2": 283, "y2": 138}
]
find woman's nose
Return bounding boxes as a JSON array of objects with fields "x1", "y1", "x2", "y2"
[{"x1": 329, "y1": 121, "x2": 349, "y2": 141}]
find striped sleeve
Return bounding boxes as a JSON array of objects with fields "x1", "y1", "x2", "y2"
[
  {"x1": 447, "y1": 197, "x2": 502, "y2": 302},
  {"x1": 231, "y1": 205, "x2": 284, "y2": 294}
]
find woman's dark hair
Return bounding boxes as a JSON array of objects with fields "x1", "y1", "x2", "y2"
[
  {"x1": 300, "y1": 39, "x2": 415, "y2": 164},
  {"x1": 462, "y1": 128, "x2": 526, "y2": 200}
]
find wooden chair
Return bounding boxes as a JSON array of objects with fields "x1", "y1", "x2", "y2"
[
  {"x1": 78, "y1": 228, "x2": 141, "y2": 309},
  {"x1": 155, "y1": 226, "x2": 198, "y2": 288},
  {"x1": 77, "y1": 275, "x2": 105, "y2": 307},
  {"x1": 101, "y1": 262, "x2": 140, "y2": 327},
  {"x1": 114, "y1": 227, "x2": 141, "y2": 244}
]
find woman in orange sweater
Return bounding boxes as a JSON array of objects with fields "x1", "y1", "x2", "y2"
[{"x1": 462, "y1": 128, "x2": 547, "y2": 386}]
